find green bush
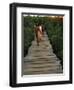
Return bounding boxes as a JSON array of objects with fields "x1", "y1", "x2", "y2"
[
  {"x1": 23, "y1": 16, "x2": 35, "y2": 56},
  {"x1": 45, "y1": 20, "x2": 63, "y2": 67}
]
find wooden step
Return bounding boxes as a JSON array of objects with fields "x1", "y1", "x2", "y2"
[
  {"x1": 24, "y1": 66, "x2": 62, "y2": 75},
  {"x1": 24, "y1": 63, "x2": 61, "y2": 68},
  {"x1": 24, "y1": 55, "x2": 58, "y2": 60},
  {"x1": 24, "y1": 59, "x2": 60, "y2": 64}
]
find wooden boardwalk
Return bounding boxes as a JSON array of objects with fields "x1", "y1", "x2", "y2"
[{"x1": 23, "y1": 32, "x2": 63, "y2": 75}]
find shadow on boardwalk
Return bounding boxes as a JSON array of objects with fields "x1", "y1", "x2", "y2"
[{"x1": 23, "y1": 32, "x2": 63, "y2": 75}]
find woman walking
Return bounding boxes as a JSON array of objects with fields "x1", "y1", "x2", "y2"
[{"x1": 34, "y1": 24, "x2": 44, "y2": 46}]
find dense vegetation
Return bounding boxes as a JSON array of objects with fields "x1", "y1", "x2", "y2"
[
  {"x1": 23, "y1": 16, "x2": 63, "y2": 66},
  {"x1": 23, "y1": 16, "x2": 34, "y2": 56},
  {"x1": 44, "y1": 17, "x2": 63, "y2": 66}
]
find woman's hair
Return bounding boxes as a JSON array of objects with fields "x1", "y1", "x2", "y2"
[{"x1": 36, "y1": 23, "x2": 42, "y2": 26}]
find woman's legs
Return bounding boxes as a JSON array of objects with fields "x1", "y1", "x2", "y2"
[{"x1": 36, "y1": 33, "x2": 39, "y2": 46}]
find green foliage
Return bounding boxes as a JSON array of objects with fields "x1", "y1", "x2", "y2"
[
  {"x1": 23, "y1": 16, "x2": 34, "y2": 56},
  {"x1": 45, "y1": 19, "x2": 63, "y2": 67}
]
